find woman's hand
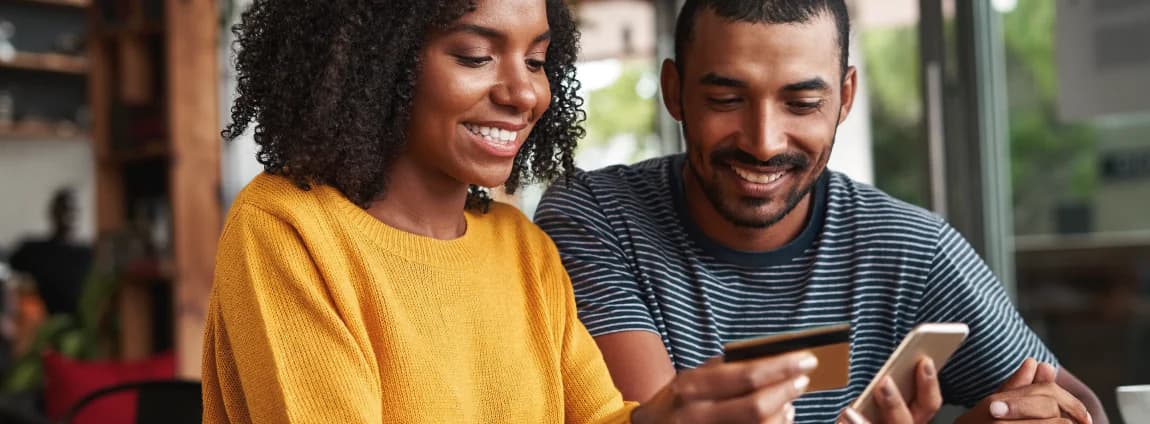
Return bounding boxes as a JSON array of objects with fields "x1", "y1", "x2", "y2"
[{"x1": 631, "y1": 351, "x2": 818, "y2": 424}]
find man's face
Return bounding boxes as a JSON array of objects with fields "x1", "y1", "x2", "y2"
[
  {"x1": 51, "y1": 193, "x2": 76, "y2": 237},
  {"x1": 662, "y1": 9, "x2": 856, "y2": 228}
]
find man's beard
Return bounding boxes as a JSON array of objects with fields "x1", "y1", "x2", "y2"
[
  {"x1": 687, "y1": 149, "x2": 817, "y2": 229},
  {"x1": 678, "y1": 102, "x2": 838, "y2": 229}
]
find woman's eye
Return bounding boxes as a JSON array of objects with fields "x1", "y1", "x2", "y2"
[{"x1": 454, "y1": 55, "x2": 493, "y2": 67}]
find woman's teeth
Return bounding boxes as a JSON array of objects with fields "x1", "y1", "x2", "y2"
[
  {"x1": 465, "y1": 124, "x2": 517, "y2": 144},
  {"x1": 731, "y1": 165, "x2": 786, "y2": 184}
]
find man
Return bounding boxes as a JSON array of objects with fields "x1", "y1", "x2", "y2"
[
  {"x1": 535, "y1": 0, "x2": 1106, "y2": 422},
  {"x1": 9, "y1": 188, "x2": 92, "y2": 317}
]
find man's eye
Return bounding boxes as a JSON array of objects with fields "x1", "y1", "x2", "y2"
[
  {"x1": 707, "y1": 97, "x2": 741, "y2": 105},
  {"x1": 788, "y1": 100, "x2": 825, "y2": 114}
]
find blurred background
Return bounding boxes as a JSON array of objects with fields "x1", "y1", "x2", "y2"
[{"x1": 0, "y1": 0, "x2": 1147, "y2": 422}]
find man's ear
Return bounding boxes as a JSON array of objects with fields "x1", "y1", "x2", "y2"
[
  {"x1": 661, "y1": 58, "x2": 684, "y2": 122},
  {"x1": 837, "y1": 66, "x2": 858, "y2": 125}
]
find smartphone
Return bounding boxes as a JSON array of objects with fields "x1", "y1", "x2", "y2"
[
  {"x1": 849, "y1": 323, "x2": 970, "y2": 420},
  {"x1": 723, "y1": 322, "x2": 851, "y2": 392}
]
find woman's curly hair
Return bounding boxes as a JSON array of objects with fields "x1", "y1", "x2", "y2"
[{"x1": 223, "y1": 0, "x2": 584, "y2": 211}]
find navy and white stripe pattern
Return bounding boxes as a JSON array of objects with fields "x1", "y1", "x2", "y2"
[{"x1": 535, "y1": 154, "x2": 1057, "y2": 423}]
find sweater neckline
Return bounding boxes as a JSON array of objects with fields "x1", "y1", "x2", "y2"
[{"x1": 321, "y1": 186, "x2": 492, "y2": 268}]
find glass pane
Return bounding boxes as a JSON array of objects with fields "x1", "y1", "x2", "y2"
[
  {"x1": 854, "y1": 1, "x2": 929, "y2": 207},
  {"x1": 1003, "y1": 0, "x2": 1150, "y2": 419},
  {"x1": 572, "y1": 59, "x2": 661, "y2": 172},
  {"x1": 505, "y1": 0, "x2": 663, "y2": 217}
]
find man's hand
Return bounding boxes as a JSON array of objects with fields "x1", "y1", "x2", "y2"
[
  {"x1": 956, "y1": 358, "x2": 1092, "y2": 424},
  {"x1": 839, "y1": 358, "x2": 943, "y2": 424},
  {"x1": 631, "y1": 351, "x2": 817, "y2": 424}
]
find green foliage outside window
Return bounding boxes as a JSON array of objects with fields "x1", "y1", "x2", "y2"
[{"x1": 861, "y1": 0, "x2": 1098, "y2": 235}]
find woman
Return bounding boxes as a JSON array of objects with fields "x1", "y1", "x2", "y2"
[{"x1": 203, "y1": 0, "x2": 828, "y2": 422}]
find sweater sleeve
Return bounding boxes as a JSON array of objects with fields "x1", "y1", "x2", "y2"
[
  {"x1": 544, "y1": 236, "x2": 639, "y2": 424},
  {"x1": 201, "y1": 203, "x2": 381, "y2": 423}
]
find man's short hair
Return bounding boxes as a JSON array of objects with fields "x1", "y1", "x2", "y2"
[
  {"x1": 50, "y1": 188, "x2": 74, "y2": 215},
  {"x1": 673, "y1": 0, "x2": 851, "y2": 78}
]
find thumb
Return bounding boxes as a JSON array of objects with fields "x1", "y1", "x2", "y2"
[{"x1": 999, "y1": 358, "x2": 1038, "y2": 391}]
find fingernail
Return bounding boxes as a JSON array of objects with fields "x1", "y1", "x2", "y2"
[
  {"x1": 798, "y1": 354, "x2": 818, "y2": 372},
  {"x1": 1088, "y1": 412, "x2": 1093, "y2": 424},
  {"x1": 924, "y1": 360, "x2": 936, "y2": 378},
  {"x1": 990, "y1": 400, "x2": 1008, "y2": 417},
  {"x1": 880, "y1": 377, "x2": 896, "y2": 399},
  {"x1": 843, "y1": 407, "x2": 866, "y2": 424},
  {"x1": 785, "y1": 403, "x2": 796, "y2": 423},
  {"x1": 794, "y1": 375, "x2": 810, "y2": 391}
]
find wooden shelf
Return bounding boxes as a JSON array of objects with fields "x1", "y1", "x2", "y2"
[
  {"x1": 0, "y1": 51, "x2": 89, "y2": 75},
  {"x1": 108, "y1": 141, "x2": 170, "y2": 163},
  {"x1": 1014, "y1": 230, "x2": 1150, "y2": 253},
  {"x1": 92, "y1": 23, "x2": 165, "y2": 38},
  {"x1": 5, "y1": 0, "x2": 90, "y2": 8},
  {"x1": 0, "y1": 122, "x2": 87, "y2": 140}
]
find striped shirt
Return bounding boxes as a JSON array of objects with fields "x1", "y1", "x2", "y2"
[{"x1": 535, "y1": 154, "x2": 1057, "y2": 423}]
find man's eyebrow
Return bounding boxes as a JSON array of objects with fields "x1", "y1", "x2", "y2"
[
  {"x1": 700, "y1": 72, "x2": 747, "y2": 88},
  {"x1": 783, "y1": 77, "x2": 830, "y2": 92}
]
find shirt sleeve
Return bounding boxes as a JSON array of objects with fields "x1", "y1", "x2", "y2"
[
  {"x1": 917, "y1": 222, "x2": 1059, "y2": 407},
  {"x1": 201, "y1": 204, "x2": 382, "y2": 423},
  {"x1": 7, "y1": 241, "x2": 30, "y2": 274},
  {"x1": 534, "y1": 172, "x2": 659, "y2": 338}
]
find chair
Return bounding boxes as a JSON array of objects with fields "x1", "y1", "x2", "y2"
[{"x1": 58, "y1": 380, "x2": 201, "y2": 424}]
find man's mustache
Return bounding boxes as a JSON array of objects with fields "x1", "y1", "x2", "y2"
[{"x1": 710, "y1": 148, "x2": 810, "y2": 170}]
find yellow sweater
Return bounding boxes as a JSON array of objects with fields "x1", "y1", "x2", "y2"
[{"x1": 202, "y1": 173, "x2": 637, "y2": 423}]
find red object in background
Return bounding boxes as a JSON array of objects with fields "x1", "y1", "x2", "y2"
[
  {"x1": 13, "y1": 288, "x2": 47, "y2": 356},
  {"x1": 42, "y1": 351, "x2": 175, "y2": 424}
]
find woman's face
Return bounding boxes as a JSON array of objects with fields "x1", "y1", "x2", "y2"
[{"x1": 405, "y1": 0, "x2": 552, "y2": 189}]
